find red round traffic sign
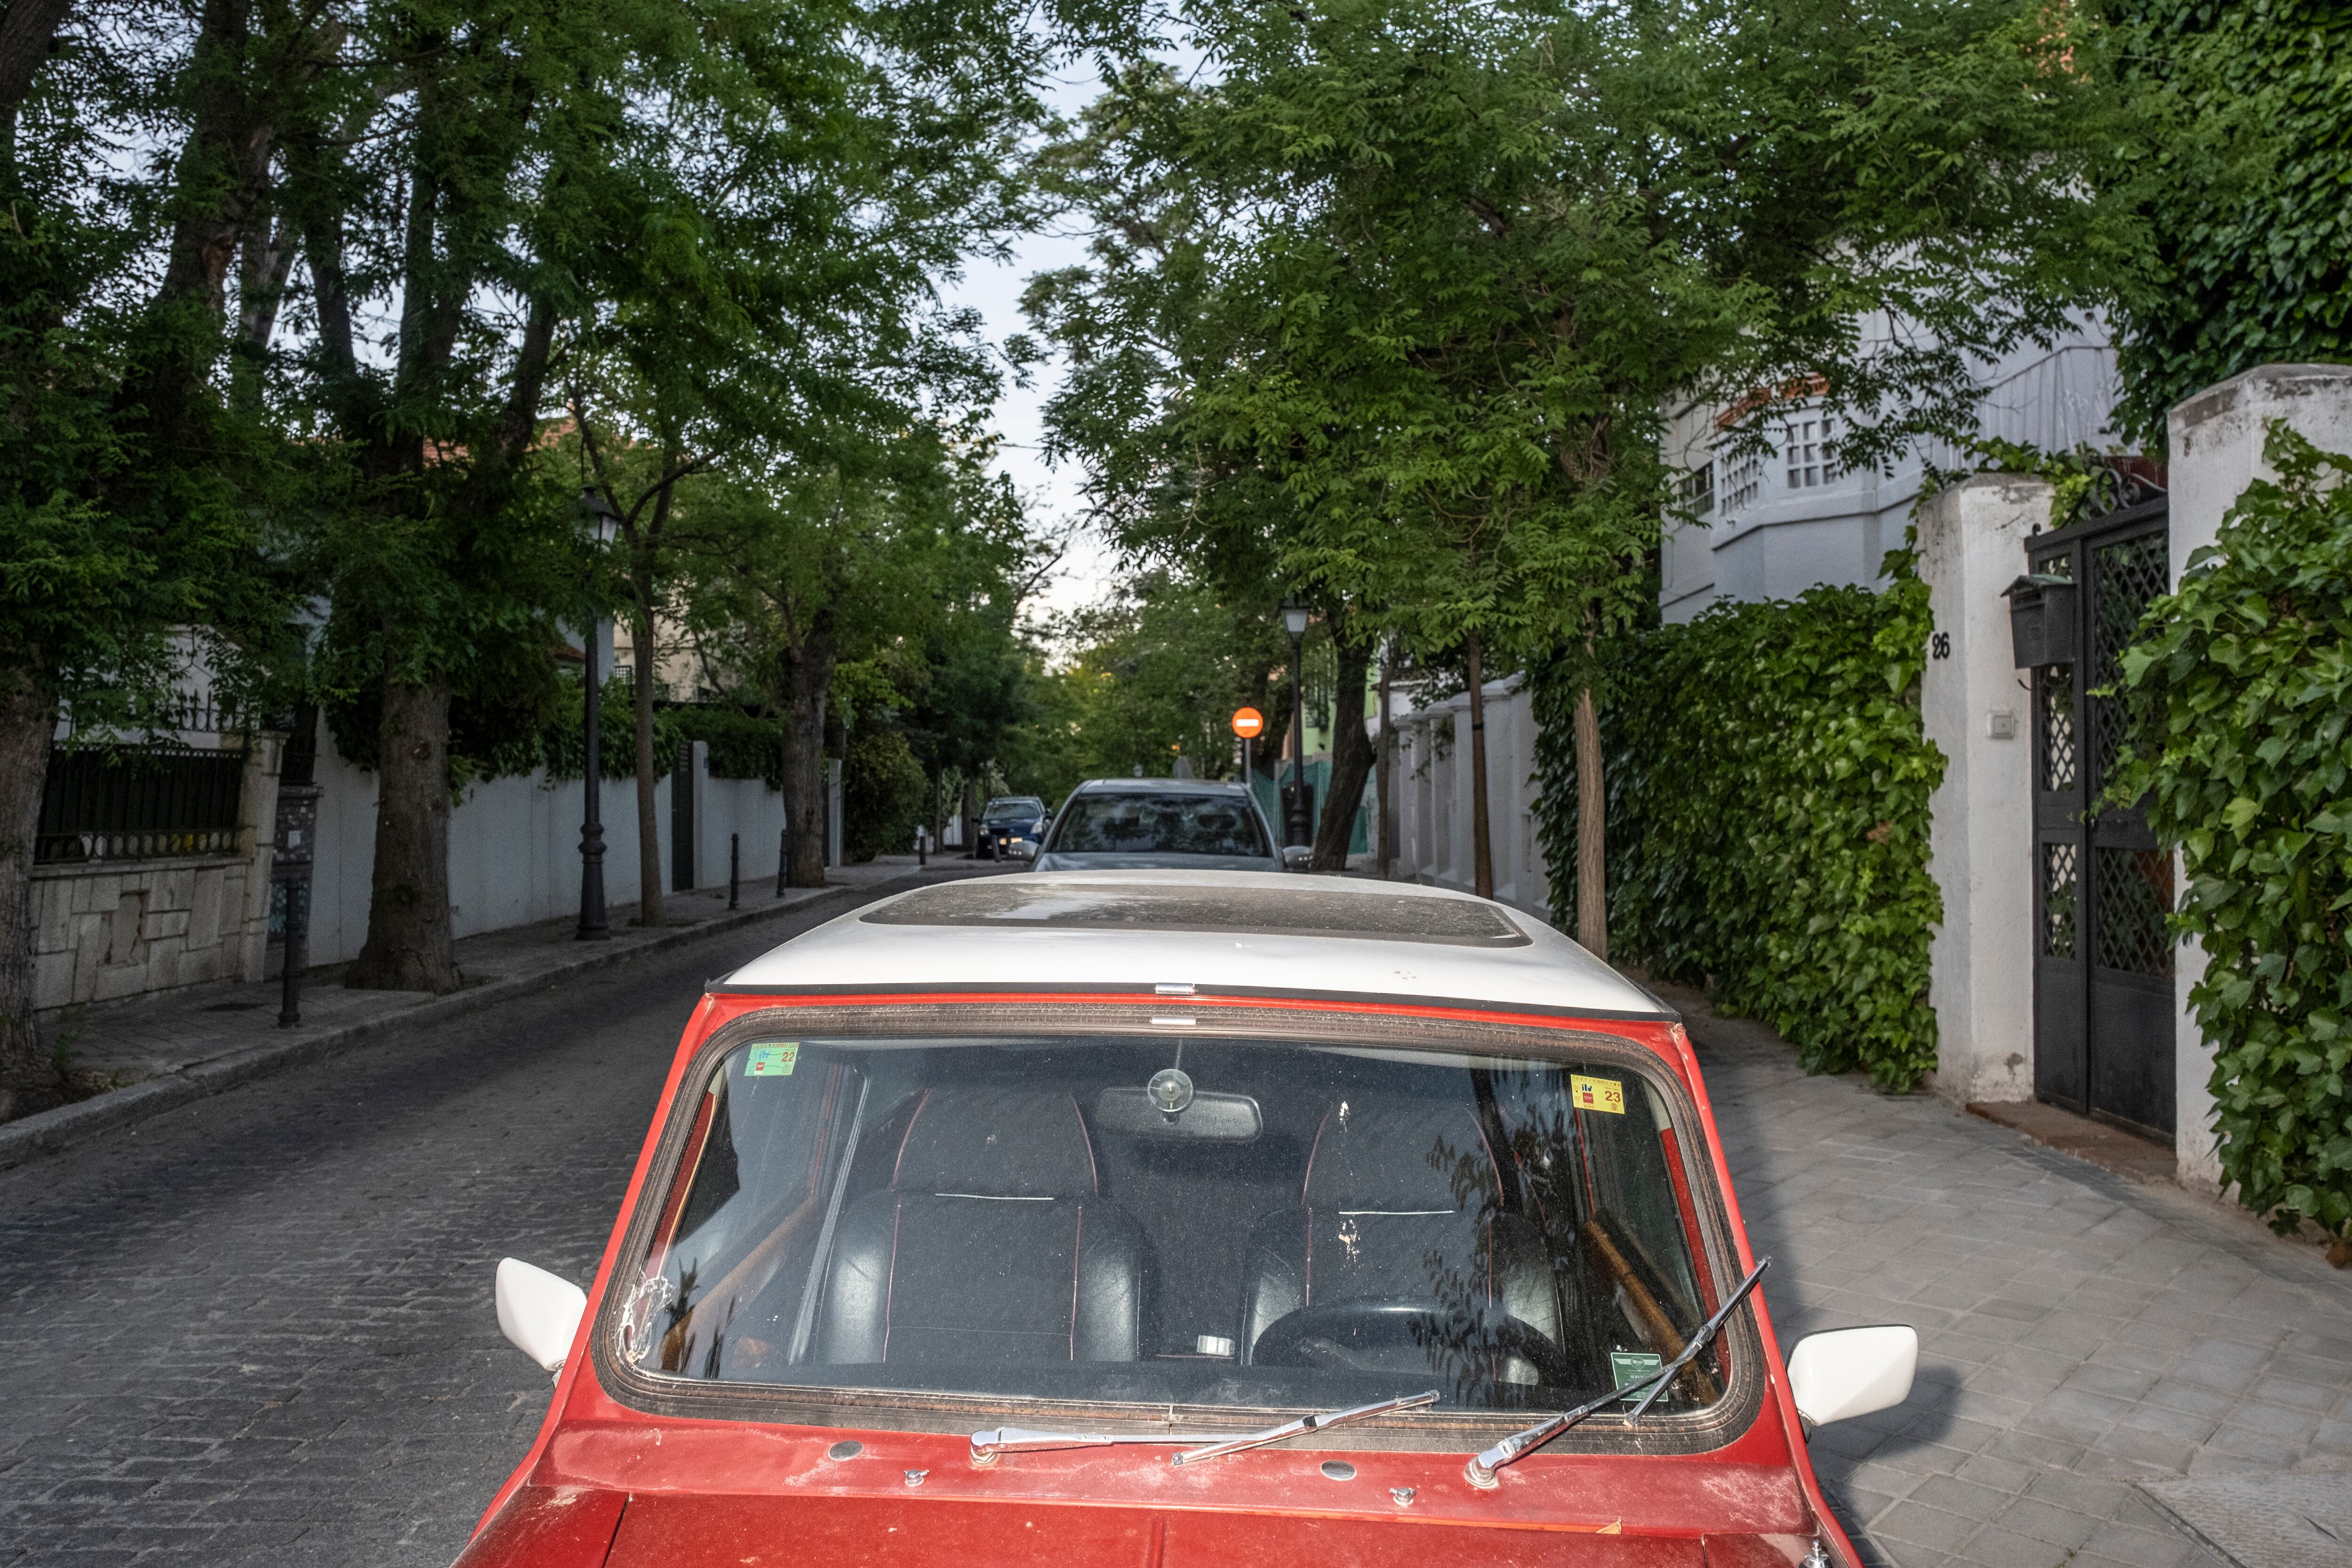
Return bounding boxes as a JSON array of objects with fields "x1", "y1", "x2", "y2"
[{"x1": 1231, "y1": 707, "x2": 1264, "y2": 739}]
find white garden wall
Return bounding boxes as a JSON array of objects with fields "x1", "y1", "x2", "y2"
[
  {"x1": 1379, "y1": 677, "x2": 1554, "y2": 927},
  {"x1": 303, "y1": 736, "x2": 788, "y2": 968}
]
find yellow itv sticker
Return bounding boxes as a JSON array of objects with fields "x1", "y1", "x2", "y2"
[
  {"x1": 746, "y1": 1044, "x2": 799, "y2": 1077},
  {"x1": 1571, "y1": 1074, "x2": 1625, "y2": 1115}
]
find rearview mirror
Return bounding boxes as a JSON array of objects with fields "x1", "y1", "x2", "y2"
[
  {"x1": 496, "y1": 1258, "x2": 587, "y2": 1373},
  {"x1": 1281, "y1": 845, "x2": 1312, "y2": 869},
  {"x1": 1095, "y1": 1086, "x2": 1263, "y2": 1140},
  {"x1": 1785, "y1": 1324, "x2": 1917, "y2": 1429},
  {"x1": 1011, "y1": 839, "x2": 1036, "y2": 861}
]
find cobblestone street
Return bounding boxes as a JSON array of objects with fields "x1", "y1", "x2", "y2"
[
  {"x1": 0, "y1": 876, "x2": 976, "y2": 1566},
  {"x1": 1, "y1": 916, "x2": 2347, "y2": 1566}
]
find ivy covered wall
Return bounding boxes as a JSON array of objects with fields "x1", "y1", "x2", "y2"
[
  {"x1": 2115, "y1": 430, "x2": 2352, "y2": 1241},
  {"x1": 1532, "y1": 567, "x2": 1946, "y2": 1090}
]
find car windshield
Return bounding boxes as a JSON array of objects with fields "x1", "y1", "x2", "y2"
[
  {"x1": 983, "y1": 798, "x2": 1043, "y2": 822},
  {"x1": 610, "y1": 1031, "x2": 1729, "y2": 1420},
  {"x1": 1050, "y1": 792, "x2": 1269, "y2": 858}
]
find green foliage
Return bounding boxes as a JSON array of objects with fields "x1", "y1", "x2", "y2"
[
  {"x1": 1534, "y1": 572, "x2": 1946, "y2": 1090},
  {"x1": 1025, "y1": 571, "x2": 1290, "y2": 794},
  {"x1": 538, "y1": 677, "x2": 681, "y2": 784},
  {"x1": 2102, "y1": 0, "x2": 2352, "y2": 445},
  {"x1": 2111, "y1": 427, "x2": 2352, "y2": 1237},
  {"x1": 842, "y1": 727, "x2": 929, "y2": 862},
  {"x1": 668, "y1": 705, "x2": 783, "y2": 787},
  {"x1": 323, "y1": 670, "x2": 682, "y2": 786}
]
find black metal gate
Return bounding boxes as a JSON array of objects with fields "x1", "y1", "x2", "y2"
[{"x1": 2028, "y1": 496, "x2": 2175, "y2": 1141}]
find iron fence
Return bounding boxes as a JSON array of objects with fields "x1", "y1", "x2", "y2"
[{"x1": 36, "y1": 743, "x2": 246, "y2": 863}]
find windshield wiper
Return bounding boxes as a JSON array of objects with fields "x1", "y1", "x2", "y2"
[
  {"x1": 971, "y1": 1388, "x2": 1440, "y2": 1469},
  {"x1": 1464, "y1": 1255, "x2": 1770, "y2": 1491},
  {"x1": 969, "y1": 1426, "x2": 1239, "y2": 1465},
  {"x1": 1170, "y1": 1388, "x2": 1441, "y2": 1466}
]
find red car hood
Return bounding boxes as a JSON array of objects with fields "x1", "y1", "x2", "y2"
[{"x1": 604, "y1": 1492, "x2": 1745, "y2": 1568}]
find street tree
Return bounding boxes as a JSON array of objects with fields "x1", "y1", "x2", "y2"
[
  {"x1": 1033, "y1": 0, "x2": 2125, "y2": 949},
  {"x1": 559, "y1": 0, "x2": 1039, "y2": 924},
  {"x1": 0, "y1": 1, "x2": 313, "y2": 1109},
  {"x1": 681, "y1": 430, "x2": 1025, "y2": 885}
]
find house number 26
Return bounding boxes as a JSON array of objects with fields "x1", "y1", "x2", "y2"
[{"x1": 1930, "y1": 631, "x2": 1952, "y2": 659}]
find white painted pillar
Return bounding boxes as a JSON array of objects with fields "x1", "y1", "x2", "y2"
[
  {"x1": 2166, "y1": 363, "x2": 2352, "y2": 1189},
  {"x1": 1918, "y1": 475, "x2": 2052, "y2": 1108}
]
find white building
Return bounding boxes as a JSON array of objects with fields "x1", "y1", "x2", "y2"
[{"x1": 1660, "y1": 320, "x2": 2126, "y2": 619}]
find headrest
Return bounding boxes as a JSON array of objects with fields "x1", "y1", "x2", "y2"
[
  {"x1": 891, "y1": 1088, "x2": 1100, "y2": 1199},
  {"x1": 1303, "y1": 1096, "x2": 1499, "y2": 1212}
]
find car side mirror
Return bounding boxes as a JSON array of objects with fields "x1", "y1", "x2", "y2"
[
  {"x1": 1785, "y1": 1324, "x2": 1918, "y2": 1429},
  {"x1": 1281, "y1": 845, "x2": 1312, "y2": 869},
  {"x1": 496, "y1": 1258, "x2": 587, "y2": 1373},
  {"x1": 1010, "y1": 839, "x2": 1036, "y2": 861}
]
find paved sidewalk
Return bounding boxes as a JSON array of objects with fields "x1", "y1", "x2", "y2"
[
  {"x1": 5, "y1": 856, "x2": 989, "y2": 1169},
  {"x1": 1671, "y1": 982, "x2": 2352, "y2": 1568}
]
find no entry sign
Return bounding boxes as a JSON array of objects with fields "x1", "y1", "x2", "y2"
[{"x1": 1231, "y1": 707, "x2": 1264, "y2": 739}]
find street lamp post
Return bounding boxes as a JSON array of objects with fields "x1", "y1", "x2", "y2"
[
  {"x1": 1281, "y1": 597, "x2": 1311, "y2": 848},
  {"x1": 577, "y1": 488, "x2": 618, "y2": 942}
]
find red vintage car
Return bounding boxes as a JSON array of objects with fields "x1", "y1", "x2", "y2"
[{"x1": 458, "y1": 872, "x2": 1916, "y2": 1568}]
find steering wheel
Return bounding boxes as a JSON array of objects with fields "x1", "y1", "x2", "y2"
[{"x1": 1249, "y1": 1299, "x2": 1575, "y2": 1387}]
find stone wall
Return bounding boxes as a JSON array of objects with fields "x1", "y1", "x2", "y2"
[{"x1": 31, "y1": 737, "x2": 282, "y2": 1014}]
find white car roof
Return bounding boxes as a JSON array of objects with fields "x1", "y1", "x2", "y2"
[
  {"x1": 1067, "y1": 778, "x2": 1253, "y2": 793},
  {"x1": 718, "y1": 870, "x2": 1669, "y2": 1020}
]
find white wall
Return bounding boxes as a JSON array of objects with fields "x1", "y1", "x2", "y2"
[
  {"x1": 2165, "y1": 363, "x2": 2352, "y2": 1190},
  {"x1": 306, "y1": 735, "x2": 790, "y2": 967},
  {"x1": 1917, "y1": 475, "x2": 2049, "y2": 1107},
  {"x1": 1381, "y1": 678, "x2": 1555, "y2": 929}
]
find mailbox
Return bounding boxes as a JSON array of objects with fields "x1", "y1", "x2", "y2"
[{"x1": 2003, "y1": 573, "x2": 2077, "y2": 668}]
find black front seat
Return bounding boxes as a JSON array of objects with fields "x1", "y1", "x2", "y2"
[
  {"x1": 1237, "y1": 1095, "x2": 1561, "y2": 1377},
  {"x1": 813, "y1": 1088, "x2": 1153, "y2": 1366}
]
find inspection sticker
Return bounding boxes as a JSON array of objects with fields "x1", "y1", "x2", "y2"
[
  {"x1": 1570, "y1": 1073, "x2": 1626, "y2": 1115},
  {"x1": 1610, "y1": 1351, "x2": 1664, "y2": 1399},
  {"x1": 745, "y1": 1044, "x2": 800, "y2": 1077}
]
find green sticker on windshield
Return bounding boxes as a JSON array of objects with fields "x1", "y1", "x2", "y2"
[
  {"x1": 745, "y1": 1044, "x2": 799, "y2": 1077},
  {"x1": 1610, "y1": 1351, "x2": 1664, "y2": 1398}
]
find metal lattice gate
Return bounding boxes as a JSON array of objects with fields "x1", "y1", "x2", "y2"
[{"x1": 2028, "y1": 496, "x2": 2176, "y2": 1141}]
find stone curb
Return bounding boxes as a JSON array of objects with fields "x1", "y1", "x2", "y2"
[{"x1": 0, "y1": 875, "x2": 916, "y2": 1173}]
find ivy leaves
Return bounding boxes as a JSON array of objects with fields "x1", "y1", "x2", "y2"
[
  {"x1": 1534, "y1": 568, "x2": 1945, "y2": 1091},
  {"x1": 2112, "y1": 426, "x2": 2352, "y2": 1238}
]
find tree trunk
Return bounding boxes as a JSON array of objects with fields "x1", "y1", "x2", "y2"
[
  {"x1": 962, "y1": 776, "x2": 979, "y2": 857},
  {"x1": 631, "y1": 605, "x2": 663, "y2": 926},
  {"x1": 1464, "y1": 633, "x2": 1494, "y2": 901},
  {"x1": 780, "y1": 632, "x2": 835, "y2": 887},
  {"x1": 1311, "y1": 627, "x2": 1376, "y2": 873},
  {"x1": 1376, "y1": 649, "x2": 1396, "y2": 880},
  {"x1": 1575, "y1": 683, "x2": 1607, "y2": 959},
  {"x1": 347, "y1": 671, "x2": 460, "y2": 992},
  {"x1": 0, "y1": 664, "x2": 57, "y2": 1114}
]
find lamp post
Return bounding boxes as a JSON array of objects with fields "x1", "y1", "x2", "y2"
[
  {"x1": 1281, "y1": 597, "x2": 1311, "y2": 848},
  {"x1": 577, "y1": 487, "x2": 618, "y2": 941}
]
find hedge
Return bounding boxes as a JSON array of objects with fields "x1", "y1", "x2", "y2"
[
  {"x1": 1532, "y1": 565, "x2": 1946, "y2": 1090},
  {"x1": 2112, "y1": 428, "x2": 2352, "y2": 1239}
]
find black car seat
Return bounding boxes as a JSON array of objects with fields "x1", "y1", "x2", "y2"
[
  {"x1": 1236, "y1": 1095, "x2": 1561, "y2": 1378},
  {"x1": 812, "y1": 1088, "x2": 1153, "y2": 1366}
]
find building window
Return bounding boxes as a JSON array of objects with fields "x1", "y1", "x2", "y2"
[
  {"x1": 1719, "y1": 450, "x2": 1762, "y2": 518},
  {"x1": 1677, "y1": 461, "x2": 1714, "y2": 517},
  {"x1": 1783, "y1": 415, "x2": 1836, "y2": 489}
]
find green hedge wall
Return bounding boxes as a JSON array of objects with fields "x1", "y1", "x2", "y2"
[
  {"x1": 2113, "y1": 429, "x2": 2352, "y2": 1240},
  {"x1": 1532, "y1": 568, "x2": 1946, "y2": 1090},
  {"x1": 667, "y1": 705, "x2": 784, "y2": 787}
]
